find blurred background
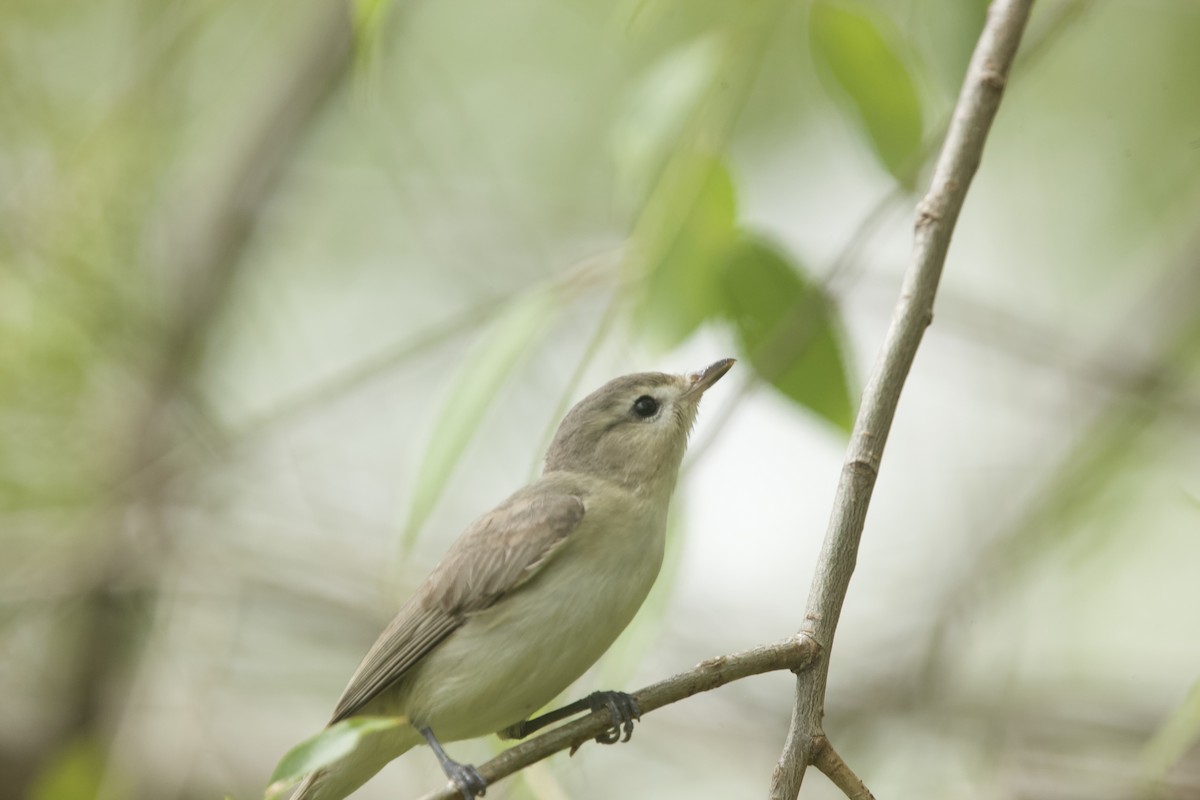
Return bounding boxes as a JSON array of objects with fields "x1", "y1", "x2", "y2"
[{"x1": 3, "y1": 0, "x2": 1200, "y2": 798}]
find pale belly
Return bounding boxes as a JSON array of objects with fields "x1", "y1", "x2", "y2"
[{"x1": 393, "y1": 522, "x2": 665, "y2": 742}]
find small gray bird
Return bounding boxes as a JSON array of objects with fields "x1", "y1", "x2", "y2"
[{"x1": 292, "y1": 359, "x2": 734, "y2": 799}]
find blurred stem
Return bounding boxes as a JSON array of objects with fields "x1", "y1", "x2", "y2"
[
  {"x1": 623, "y1": 0, "x2": 787, "y2": 286},
  {"x1": 127, "y1": 247, "x2": 619, "y2": 492},
  {"x1": 136, "y1": 0, "x2": 352, "y2": 454},
  {"x1": 1140, "y1": 675, "x2": 1200, "y2": 790},
  {"x1": 920, "y1": 239, "x2": 1200, "y2": 690},
  {"x1": 526, "y1": 290, "x2": 623, "y2": 482},
  {"x1": 769, "y1": 1, "x2": 1034, "y2": 797},
  {"x1": 920, "y1": 282, "x2": 1200, "y2": 421},
  {"x1": 88, "y1": 4, "x2": 356, "y2": 799}
]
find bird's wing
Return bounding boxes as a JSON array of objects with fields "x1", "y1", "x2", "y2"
[{"x1": 329, "y1": 490, "x2": 586, "y2": 723}]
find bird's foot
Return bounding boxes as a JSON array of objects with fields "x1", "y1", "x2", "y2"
[
  {"x1": 420, "y1": 725, "x2": 487, "y2": 799},
  {"x1": 586, "y1": 690, "x2": 641, "y2": 745},
  {"x1": 500, "y1": 690, "x2": 642, "y2": 754},
  {"x1": 566, "y1": 690, "x2": 641, "y2": 756},
  {"x1": 445, "y1": 761, "x2": 487, "y2": 800}
]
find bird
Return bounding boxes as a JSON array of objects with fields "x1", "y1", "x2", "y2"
[{"x1": 290, "y1": 358, "x2": 734, "y2": 799}]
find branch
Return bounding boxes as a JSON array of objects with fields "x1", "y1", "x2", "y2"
[
  {"x1": 414, "y1": 636, "x2": 818, "y2": 800},
  {"x1": 768, "y1": 1, "x2": 1035, "y2": 798},
  {"x1": 811, "y1": 737, "x2": 875, "y2": 800}
]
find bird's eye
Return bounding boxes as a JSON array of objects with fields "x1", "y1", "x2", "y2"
[{"x1": 631, "y1": 395, "x2": 659, "y2": 418}]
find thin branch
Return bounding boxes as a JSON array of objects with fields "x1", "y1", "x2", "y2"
[
  {"x1": 414, "y1": 636, "x2": 819, "y2": 800},
  {"x1": 811, "y1": 737, "x2": 875, "y2": 800},
  {"x1": 768, "y1": 1, "x2": 1035, "y2": 798}
]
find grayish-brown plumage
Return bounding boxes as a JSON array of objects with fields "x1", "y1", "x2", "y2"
[{"x1": 291, "y1": 359, "x2": 733, "y2": 800}]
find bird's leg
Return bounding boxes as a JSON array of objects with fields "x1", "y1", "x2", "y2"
[
  {"x1": 500, "y1": 697, "x2": 593, "y2": 740},
  {"x1": 500, "y1": 691, "x2": 641, "y2": 746},
  {"x1": 419, "y1": 726, "x2": 487, "y2": 799}
]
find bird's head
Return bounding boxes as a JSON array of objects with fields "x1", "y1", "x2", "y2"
[{"x1": 543, "y1": 359, "x2": 734, "y2": 492}]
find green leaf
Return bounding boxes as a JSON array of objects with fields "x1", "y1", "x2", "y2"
[
  {"x1": 611, "y1": 35, "x2": 724, "y2": 204},
  {"x1": 635, "y1": 155, "x2": 738, "y2": 349},
  {"x1": 913, "y1": 0, "x2": 989, "y2": 96},
  {"x1": 719, "y1": 238, "x2": 855, "y2": 431},
  {"x1": 401, "y1": 288, "x2": 558, "y2": 550},
  {"x1": 352, "y1": 0, "x2": 392, "y2": 31},
  {"x1": 27, "y1": 737, "x2": 107, "y2": 800},
  {"x1": 350, "y1": 0, "x2": 392, "y2": 92},
  {"x1": 266, "y1": 717, "x2": 409, "y2": 799},
  {"x1": 809, "y1": 0, "x2": 924, "y2": 187}
]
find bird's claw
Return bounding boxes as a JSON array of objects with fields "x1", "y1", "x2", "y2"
[
  {"x1": 447, "y1": 762, "x2": 487, "y2": 800},
  {"x1": 588, "y1": 690, "x2": 640, "y2": 745}
]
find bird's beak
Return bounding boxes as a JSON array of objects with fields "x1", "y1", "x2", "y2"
[{"x1": 683, "y1": 358, "x2": 735, "y2": 398}]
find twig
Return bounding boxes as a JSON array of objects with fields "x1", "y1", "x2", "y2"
[
  {"x1": 414, "y1": 636, "x2": 819, "y2": 800},
  {"x1": 768, "y1": 1, "x2": 1035, "y2": 798},
  {"x1": 811, "y1": 737, "x2": 875, "y2": 800}
]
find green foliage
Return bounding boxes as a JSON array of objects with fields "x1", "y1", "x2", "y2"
[
  {"x1": 719, "y1": 238, "x2": 855, "y2": 432},
  {"x1": 401, "y1": 287, "x2": 558, "y2": 550},
  {"x1": 352, "y1": 0, "x2": 393, "y2": 37},
  {"x1": 266, "y1": 717, "x2": 409, "y2": 799},
  {"x1": 635, "y1": 155, "x2": 738, "y2": 349},
  {"x1": 629, "y1": 151, "x2": 854, "y2": 430},
  {"x1": 27, "y1": 737, "x2": 108, "y2": 800},
  {"x1": 809, "y1": 0, "x2": 924, "y2": 187},
  {"x1": 611, "y1": 35, "x2": 725, "y2": 206}
]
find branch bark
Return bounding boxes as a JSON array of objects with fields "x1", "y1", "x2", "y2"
[
  {"x1": 811, "y1": 737, "x2": 875, "y2": 800},
  {"x1": 414, "y1": 636, "x2": 818, "y2": 800},
  {"x1": 768, "y1": 1, "x2": 1035, "y2": 797}
]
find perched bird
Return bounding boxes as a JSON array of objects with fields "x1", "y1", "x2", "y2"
[{"x1": 292, "y1": 359, "x2": 734, "y2": 799}]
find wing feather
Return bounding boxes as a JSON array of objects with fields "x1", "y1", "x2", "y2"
[{"x1": 329, "y1": 490, "x2": 585, "y2": 723}]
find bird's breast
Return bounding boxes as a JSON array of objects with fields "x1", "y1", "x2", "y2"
[{"x1": 400, "y1": 490, "x2": 668, "y2": 741}]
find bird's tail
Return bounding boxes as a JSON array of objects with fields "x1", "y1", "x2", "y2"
[{"x1": 289, "y1": 733, "x2": 416, "y2": 800}]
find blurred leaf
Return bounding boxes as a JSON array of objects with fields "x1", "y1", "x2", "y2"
[
  {"x1": 809, "y1": 0, "x2": 924, "y2": 187},
  {"x1": 913, "y1": 0, "x2": 989, "y2": 95},
  {"x1": 1140, "y1": 677, "x2": 1200, "y2": 783},
  {"x1": 720, "y1": 238, "x2": 854, "y2": 431},
  {"x1": 351, "y1": 0, "x2": 391, "y2": 87},
  {"x1": 635, "y1": 155, "x2": 738, "y2": 349},
  {"x1": 352, "y1": 0, "x2": 395, "y2": 49},
  {"x1": 353, "y1": 0, "x2": 391, "y2": 29},
  {"x1": 27, "y1": 737, "x2": 106, "y2": 800},
  {"x1": 266, "y1": 717, "x2": 408, "y2": 799},
  {"x1": 402, "y1": 288, "x2": 558, "y2": 550},
  {"x1": 611, "y1": 35, "x2": 724, "y2": 204}
]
